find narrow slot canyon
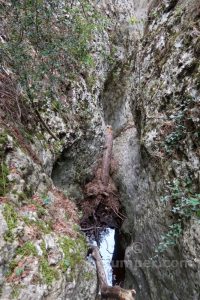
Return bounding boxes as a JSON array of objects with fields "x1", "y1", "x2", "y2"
[{"x1": 0, "y1": 0, "x2": 200, "y2": 299}]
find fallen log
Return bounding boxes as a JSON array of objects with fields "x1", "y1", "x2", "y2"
[{"x1": 90, "y1": 246, "x2": 136, "y2": 300}]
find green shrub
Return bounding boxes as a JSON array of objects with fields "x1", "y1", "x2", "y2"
[{"x1": 2, "y1": 0, "x2": 106, "y2": 112}]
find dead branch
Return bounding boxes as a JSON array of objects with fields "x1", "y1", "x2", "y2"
[
  {"x1": 81, "y1": 226, "x2": 103, "y2": 231},
  {"x1": 90, "y1": 246, "x2": 136, "y2": 300},
  {"x1": 34, "y1": 109, "x2": 59, "y2": 141},
  {"x1": 91, "y1": 246, "x2": 108, "y2": 289}
]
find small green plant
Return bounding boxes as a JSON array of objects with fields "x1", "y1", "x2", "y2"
[
  {"x1": 6, "y1": 259, "x2": 18, "y2": 277},
  {"x1": 3, "y1": 203, "x2": 18, "y2": 230},
  {"x1": 162, "y1": 179, "x2": 200, "y2": 219},
  {"x1": 16, "y1": 241, "x2": 37, "y2": 257},
  {"x1": 156, "y1": 223, "x2": 182, "y2": 253},
  {"x1": 129, "y1": 16, "x2": 139, "y2": 25},
  {"x1": 40, "y1": 258, "x2": 59, "y2": 285},
  {"x1": 3, "y1": 203, "x2": 18, "y2": 242},
  {"x1": 0, "y1": 162, "x2": 9, "y2": 197},
  {"x1": 157, "y1": 178, "x2": 200, "y2": 253},
  {"x1": 15, "y1": 267, "x2": 24, "y2": 277},
  {"x1": 163, "y1": 124, "x2": 186, "y2": 154},
  {"x1": 35, "y1": 204, "x2": 47, "y2": 218},
  {"x1": 172, "y1": 195, "x2": 200, "y2": 218},
  {"x1": 59, "y1": 236, "x2": 87, "y2": 273},
  {"x1": 23, "y1": 217, "x2": 51, "y2": 234}
]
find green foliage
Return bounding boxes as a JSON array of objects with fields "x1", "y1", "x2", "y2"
[
  {"x1": 0, "y1": 162, "x2": 9, "y2": 197},
  {"x1": 0, "y1": 132, "x2": 8, "y2": 157},
  {"x1": 162, "y1": 179, "x2": 200, "y2": 219},
  {"x1": 3, "y1": 203, "x2": 18, "y2": 242},
  {"x1": 162, "y1": 98, "x2": 199, "y2": 155},
  {"x1": 15, "y1": 267, "x2": 24, "y2": 277},
  {"x1": 39, "y1": 239, "x2": 59, "y2": 284},
  {"x1": 172, "y1": 194, "x2": 200, "y2": 218},
  {"x1": 128, "y1": 16, "x2": 144, "y2": 26},
  {"x1": 84, "y1": 271, "x2": 95, "y2": 281},
  {"x1": 40, "y1": 258, "x2": 59, "y2": 285},
  {"x1": 174, "y1": 5, "x2": 184, "y2": 18},
  {"x1": 6, "y1": 259, "x2": 18, "y2": 277},
  {"x1": 156, "y1": 223, "x2": 182, "y2": 254},
  {"x1": 4, "y1": 230, "x2": 15, "y2": 243},
  {"x1": 23, "y1": 216, "x2": 52, "y2": 234},
  {"x1": 59, "y1": 236, "x2": 87, "y2": 274},
  {"x1": 16, "y1": 241, "x2": 37, "y2": 257},
  {"x1": 164, "y1": 124, "x2": 186, "y2": 154},
  {"x1": 157, "y1": 178, "x2": 200, "y2": 253},
  {"x1": 2, "y1": 0, "x2": 106, "y2": 115},
  {"x1": 3, "y1": 203, "x2": 18, "y2": 230},
  {"x1": 35, "y1": 204, "x2": 47, "y2": 218},
  {"x1": 129, "y1": 16, "x2": 139, "y2": 25}
]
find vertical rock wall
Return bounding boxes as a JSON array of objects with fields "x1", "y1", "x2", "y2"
[{"x1": 112, "y1": 0, "x2": 200, "y2": 299}]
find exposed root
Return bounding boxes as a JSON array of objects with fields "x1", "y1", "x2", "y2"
[{"x1": 80, "y1": 126, "x2": 124, "y2": 243}]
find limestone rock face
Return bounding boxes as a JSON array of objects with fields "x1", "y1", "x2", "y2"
[
  {"x1": 1, "y1": 0, "x2": 200, "y2": 299},
  {"x1": 112, "y1": 0, "x2": 200, "y2": 299},
  {"x1": 0, "y1": 0, "x2": 140, "y2": 299}
]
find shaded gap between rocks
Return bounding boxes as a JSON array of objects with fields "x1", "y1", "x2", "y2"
[{"x1": 51, "y1": 126, "x2": 126, "y2": 288}]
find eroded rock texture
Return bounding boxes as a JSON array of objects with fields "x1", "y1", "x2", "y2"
[
  {"x1": 0, "y1": 0, "x2": 141, "y2": 299},
  {"x1": 0, "y1": 0, "x2": 199, "y2": 299},
  {"x1": 112, "y1": 0, "x2": 200, "y2": 299}
]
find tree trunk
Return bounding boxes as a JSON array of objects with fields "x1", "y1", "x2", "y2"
[
  {"x1": 101, "y1": 125, "x2": 114, "y2": 186},
  {"x1": 90, "y1": 246, "x2": 136, "y2": 300}
]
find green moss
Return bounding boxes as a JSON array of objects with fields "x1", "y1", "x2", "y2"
[
  {"x1": 59, "y1": 235, "x2": 87, "y2": 274},
  {"x1": 16, "y1": 241, "x2": 37, "y2": 257},
  {"x1": 40, "y1": 258, "x2": 59, "y2": 285}
]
